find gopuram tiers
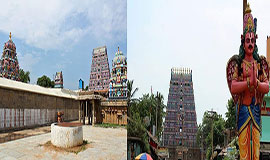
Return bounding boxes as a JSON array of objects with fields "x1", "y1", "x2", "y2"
[
  {"x1": 89, "y1": 46, "x2": 110, "y2": 91},
  {"x1": 0, "y1": 32, "x2": 20, "y2": 81},
  {"x1": 163, "y1": 67, "x2": 198, "y2": 148},
  {"x1": 109, "y1": 47, "x2": 127, "y2": 99}
]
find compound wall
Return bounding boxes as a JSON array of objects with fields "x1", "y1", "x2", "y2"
[{"x1": 0, "y1": 86, "x2": 79, "y2": 131}]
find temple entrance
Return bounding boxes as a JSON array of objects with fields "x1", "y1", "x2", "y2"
[{"x1": 79, "y1": 100, "x2": 93, "y2": 125}]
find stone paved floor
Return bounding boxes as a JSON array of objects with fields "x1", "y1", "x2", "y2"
[{"x1": 0, "y1": 125, "x2": 127, "y2": 160}]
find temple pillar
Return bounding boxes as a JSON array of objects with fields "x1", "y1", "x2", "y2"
[
  {"x1": 92, "y1": 100, "x2": 95, "y2": 126},
  {"x1": 83, "y1": 101, "x2": 85, "y2": 125},
  {"x1": 88, "y1": 101, "x2": 91, "y2": 125},
  {"x1": 79, "y1": 101, "x2": 81, "y2": 123}
]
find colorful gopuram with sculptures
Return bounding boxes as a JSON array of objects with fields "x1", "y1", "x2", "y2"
[
  {"x1": 163, "y1": 67, "x2": 199, "y2": 160},
  {"x1": 226, "y1": 3, "x2": 270, "y2": 160},
  {"x1": 77, "y1": 46, "x2": 128, "y2": 126},
  {"x1": 109, "y1": 47, "x2": 127, "y2": 99},
  {"x1": 89, "y1": 46, "x2": 111, "y2": 91},
  {"x1": 0, "y1": 33, "x2": 20, "y2": 81}
]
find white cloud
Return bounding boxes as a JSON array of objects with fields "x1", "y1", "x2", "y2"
[
  {"x1": 17, "y1": 52, "x2": 40, "y2": 72},
  {"x1": 0, "y1": 0, "x2": 126, "y2": 51}
]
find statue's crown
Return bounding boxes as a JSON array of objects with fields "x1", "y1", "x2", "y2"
[{"x1": 243, "y1": 3, "x2": 257, "y2": 34}]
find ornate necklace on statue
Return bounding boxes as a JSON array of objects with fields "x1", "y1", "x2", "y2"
[{"x1": 243, "y1": 59, "x2": 253, "y2": 70}]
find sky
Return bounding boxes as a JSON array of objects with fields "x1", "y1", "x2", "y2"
[
  {"x1": 128, "y1": 0, "x2": 270, "y2": 124},
  {"x1": 0, "y1": 0, "x2": 127, "y2": 89}
]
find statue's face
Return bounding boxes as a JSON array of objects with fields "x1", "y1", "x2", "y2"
[{"x1": 244, "y1": 32, "x2": 255, "y2": 56}]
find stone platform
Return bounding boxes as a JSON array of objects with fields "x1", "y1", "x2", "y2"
[
  {"x1": 0, "y1": 125, "x2": 127, "y2": 160},
  {"x1": 51, "y1": 123, "x2": 83, "y2": 148}
]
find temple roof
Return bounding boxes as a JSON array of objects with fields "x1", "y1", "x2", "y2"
[
  {"x1": 113, "y1": 47, "x2": 127, "y2": 67},
  {"x1": 4, "y1": 32, "x2": 16, "y2": 51}
]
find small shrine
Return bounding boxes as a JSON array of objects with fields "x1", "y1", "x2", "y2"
[
  {"x1": 0, "y1": 32, "x2": 20, "y2": 81},
  {"x1": 109, "y1": 47, "x2": 127, "y2": 99},
  {"x1": 54, "y1": 71, "x2": 63, "y2": 88}
]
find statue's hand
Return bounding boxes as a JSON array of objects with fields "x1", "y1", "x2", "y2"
[
  {"x1": 249, "y1": 64, "x2": 255, "y2": 87},
  {"x1": 253, "y1": 62, "x2": 258, "y2": 88}
]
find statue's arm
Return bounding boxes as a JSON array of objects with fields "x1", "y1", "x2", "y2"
[
  {"x1": 257, "y1": 80, "x2": 269, "y2": 94},
  {"x1": 257, "y1": 69, "x2": 269, "y2": 94},
  {"x1": 231, "y1": 80, "x2": 248, "y2": 94},
  {"x1": 230, "y1": 64, "x2": 247, "y2": 94}
]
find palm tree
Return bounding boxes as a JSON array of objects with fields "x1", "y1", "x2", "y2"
[
  {"x1": 155, "y1": 91, "x2": 164, "y2": 139},
  {"x1": 19, "y1": 69, "x2": 30, "y2": 83},
  {"x1": 127, "y1": 80, "x2": 138, "y2": 118}
]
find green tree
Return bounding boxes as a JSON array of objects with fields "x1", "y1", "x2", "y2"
[
  {"x1": 196, "y1": 111, "x2": 225, "y2": 160},
  {"x1": 128, "y1": 94, "x2": 153, "y2": 153},
  {"x1": 37, "y1": 75, "x2": 54, "y2": 88},
  {"x1": 19, "y1": 69, "x2": 30, "y2": 83},
  {"x1": 154, "y1": 92, "x2": 166, "y2": 140},
  {"x1": 225, "y1": 98, "x2": 236, "y2": 130},
  {"x1": 127, "y1": 106, "x2": 150, "y2": 152},
  {"x1": 128, "y1": 92, "x2": 166, "y2": 153},
  {"x1": 127, "y1": 80, "x2": 139, "y2": 117}
]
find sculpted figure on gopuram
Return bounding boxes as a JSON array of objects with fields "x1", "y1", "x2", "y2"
[{"x1": 226, "y1": 3, "x2": 270, "y2": 160}]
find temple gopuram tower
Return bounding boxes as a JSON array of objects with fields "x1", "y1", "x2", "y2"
[
  {"x1": 54, "y1": 71, "x2": 63, "y2": 88},
  {"x1": 89, "y1": 46, "x2": 110, "y2": 91},
  {"x1": 163, "y1": 68, "x2": 198, "y2": 159},
  {"x1": 0, "y1": 32, "x2": 20, "y2": 81},
  {"x1": 109, "y1": 47, "x2": 127, "y2": 99}
]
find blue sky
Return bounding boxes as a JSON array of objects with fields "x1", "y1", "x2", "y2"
[
  {"x1": 128, "y1": 0, "x2": 270, "y2": 124},
  {"x1": 0, "y1": 0, "x2": 127, "y2": 90}
]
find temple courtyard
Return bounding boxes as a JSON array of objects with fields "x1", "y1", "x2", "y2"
[{"x1": 0, "y1": 124, "x2": 127, "y2": 160}]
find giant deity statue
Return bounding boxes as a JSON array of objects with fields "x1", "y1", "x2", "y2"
[{"x1": 226, "y1": 3, "x2": 270, "y2": 160}]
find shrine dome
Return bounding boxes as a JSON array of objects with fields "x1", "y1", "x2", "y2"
[
  {"x1": 113, "y1": 47, "x2": 127, "y2": 67},
  {"x1": 4, "y1": 32, "x2": 16, "y2": 51}
]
